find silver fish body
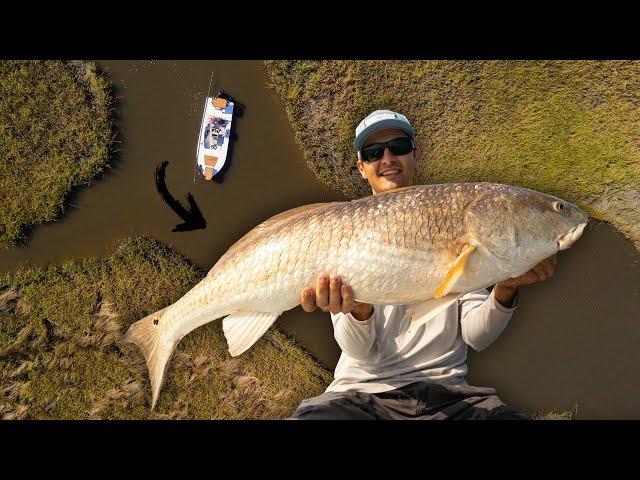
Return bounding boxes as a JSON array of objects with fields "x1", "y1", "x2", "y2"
[{"x1": 124, "y1": 183, "x2": 588, "y2": 409}]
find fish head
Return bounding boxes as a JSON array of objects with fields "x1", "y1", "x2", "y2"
[{"x1": 465, "y1": 185, "x2": 588, "y2": 274}]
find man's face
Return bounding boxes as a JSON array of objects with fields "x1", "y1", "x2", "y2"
[{"x1": 356, "y1": 128, "x2": 418, "y2": 194}]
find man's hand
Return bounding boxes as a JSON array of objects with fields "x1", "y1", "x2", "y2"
[
  {"x1": 493, "y1": 255, "x2": 558, "y2": 307},
  {"x1": 300, "y1": 273, "x2": 374, "y2": 321}
]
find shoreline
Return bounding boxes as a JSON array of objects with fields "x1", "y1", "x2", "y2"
[{"x1": 0, "y1": 60, "x2": 114, "y2": 249}]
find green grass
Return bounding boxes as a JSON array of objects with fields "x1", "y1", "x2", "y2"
[
  {"x1": 265, "y1": 60, "x2": 640, "y2": 250},
  {"x1": 0, "y1": 60, "x2": 114, "y2": 249},
  {"x1": 0, "y1": 236, "x2": 331, "y2": 419}
]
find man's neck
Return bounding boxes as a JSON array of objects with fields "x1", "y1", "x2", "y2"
[{"x1": 372, "y1": 183, "x2": 415, "y2": 195}]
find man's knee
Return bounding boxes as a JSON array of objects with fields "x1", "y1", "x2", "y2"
[{"x1": 288, "y1": 391, "x2": 374, "y2": 420}]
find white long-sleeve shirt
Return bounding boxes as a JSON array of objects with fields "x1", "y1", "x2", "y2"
[{"x1": 326, "y1": 288, "x2": 518, "y2": 393}]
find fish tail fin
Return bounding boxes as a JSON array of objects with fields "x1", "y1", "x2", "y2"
[{"x1": 123, "y1": 307, "x2": 175, "y2": 410}]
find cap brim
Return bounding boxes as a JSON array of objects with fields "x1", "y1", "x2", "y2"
[{"x1": 354, "y1": 119, "x2": 415, "y2": 151}]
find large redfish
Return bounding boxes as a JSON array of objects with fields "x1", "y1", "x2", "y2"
[{"x1": 124, "y1": 183, "x2": 588, "y2": 409}]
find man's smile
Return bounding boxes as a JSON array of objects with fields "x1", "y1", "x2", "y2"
[{"x1": 379, "y1": 168, "x2": 403, "y2": 177}]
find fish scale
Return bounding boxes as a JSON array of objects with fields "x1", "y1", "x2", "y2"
[{"x1": 124, "y1": 182, "x2": 588, "y2": 409}]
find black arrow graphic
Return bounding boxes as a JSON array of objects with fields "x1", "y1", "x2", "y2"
[{"x1": 155, "y1": 161, "x2": 206, "y2": 232}]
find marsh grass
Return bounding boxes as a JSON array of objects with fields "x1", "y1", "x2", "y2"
[
  {"x1": 0, "y1": 236, "x2": 332, "y2": 419},
  {"x1": 265, "y1": 61, "x2": 640, "y2": 250},
  {"x1": 0, "y1": 60, "x2": 114, "y2": 249},
  {"x1": 531, "y1": 411, "x2": 574, "y2": 420},
  {"x1": 531, "y1": 402, "x2": 578, "y2": 420}
]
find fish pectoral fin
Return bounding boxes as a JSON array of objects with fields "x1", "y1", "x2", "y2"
[
  {"x1": 407, "y1": 294, "x2": 462, "y2": 331},
  {"x1": 222, "y1": 311, "x2": 283, "y2": 357},
  {"x1": 434, "y1": 244, "x2": 477, "y2": 298}
]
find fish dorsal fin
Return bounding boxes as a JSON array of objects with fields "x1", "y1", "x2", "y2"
[
  {"x1": 255, "y1": 202, "x2": 337, "y2": 231},
  {"x1": 208, "y1": 202, "x2": 338, "y2": 276},
  {"x1": 407, "y1": 294, "x2": 461, "y2": 331},
  {"x1": 434, "y1": 244, "x2": 477, "y2": 298},
  {"x1": 222, "y1": 311, "x2": 283, "y2": 357}
]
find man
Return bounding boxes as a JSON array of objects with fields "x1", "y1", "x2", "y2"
[{"x1": 289, "y1": 110, "x2": 557, "y2": 420}]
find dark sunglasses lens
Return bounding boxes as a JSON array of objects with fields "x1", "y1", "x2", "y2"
[
  {"x1": 388, "y1": 138, "x2": 413, "y2": 156},
  {"x1": 361, "y1": 137, "x2": 413, "y2": 162},
  {"x1": 361, "y1": 146, "x2": 384, "y2": 162}
]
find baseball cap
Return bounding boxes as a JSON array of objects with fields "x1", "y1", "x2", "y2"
[{"x1": 354, "y1": 109, "x2": 415, "y2": 152}]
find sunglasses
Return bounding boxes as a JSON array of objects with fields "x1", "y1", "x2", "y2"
[{"x1": 359, "y1": 137, "x2": 415, "y2": 162}]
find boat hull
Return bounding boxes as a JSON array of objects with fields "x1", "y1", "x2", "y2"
[{"x1": 196, "y1": 95, "x2": 235, "y2": 180}]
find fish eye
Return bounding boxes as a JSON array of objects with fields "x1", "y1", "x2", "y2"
[{"x1": 553, "y1": 201, "x2": 565, "y2": 212}]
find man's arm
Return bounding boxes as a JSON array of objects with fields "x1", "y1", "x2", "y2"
[
  {"x1": 459, "y1": 288, "x2": 518, "y2": 352},
  {"x1": 460, "y1": 255, "x2": 558, "y2": 351},
  {"x1": 300, "y1": 274, "x2": 376, "y2": 360}
]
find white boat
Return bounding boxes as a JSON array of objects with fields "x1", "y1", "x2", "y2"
[{"x1": 196, "y1": 92, "x2": 234, "y2": 180}]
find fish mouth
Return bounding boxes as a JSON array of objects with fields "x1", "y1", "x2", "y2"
[{"x1": 557, "y1": 222, "x2": 587, "y2": 250}]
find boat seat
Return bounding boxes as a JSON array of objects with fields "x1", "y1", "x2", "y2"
[
  {"x1": 213, "y1": 98, "x2": 228, "y2": 109},
  {"x1": 204, "y1": 167, "x2": 215, "y2": 181},
  {"x1": 204, "y1": 155, "x2": 218, "y2": 167}
]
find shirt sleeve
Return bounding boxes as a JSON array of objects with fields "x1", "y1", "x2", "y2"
[
  {"x1": 459, "y1": 287, "x2": 519, "y2": 352},
  {"x1": 330, "y1": 307, "x2": 378, "y2": 361}
]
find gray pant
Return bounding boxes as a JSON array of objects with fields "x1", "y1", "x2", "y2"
[{"x1": 289, "y1": 381, "x2": 532, "y2": 420}]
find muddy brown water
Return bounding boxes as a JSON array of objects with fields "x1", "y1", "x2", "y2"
[{"x1": 1, "y1": 61, "x2": 639, "y2": 419}]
